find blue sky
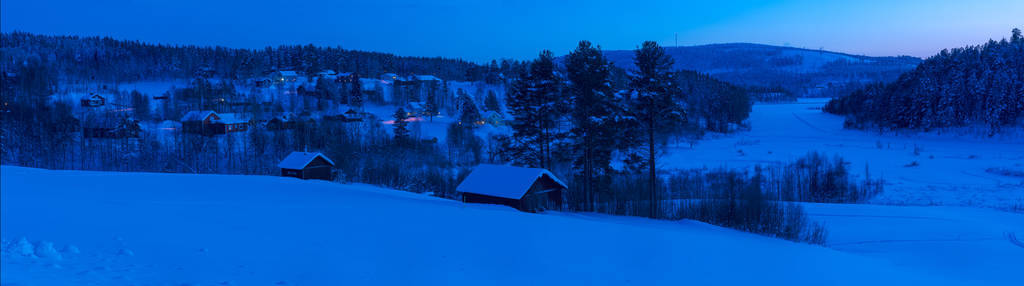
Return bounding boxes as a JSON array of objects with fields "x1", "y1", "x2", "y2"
[{"x1": 2, "y1": 0, "x2": 1020, "y2": 62}]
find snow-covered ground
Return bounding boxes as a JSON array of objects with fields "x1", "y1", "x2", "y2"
[
  {"x1": 662, "y1": 99, "x2": 1024, "y2": 210},
  {"x1": 4, "y1": 166, "x2": 1010, "y2": 285},
  {"x1": 804, "y1": 203, "x2": 1024, "y2": 285}
]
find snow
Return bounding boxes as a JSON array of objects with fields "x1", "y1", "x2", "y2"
[
  {"x1": 0, "y1": 166, "x2": 976, "y2": 285},
  {"x1": 277, "y1": 152, "x2": 334, "y2": 169},
  {"x1": 181, "y1": 110, "x2": 216, "y2": 122},
  {"x1": 661, "y1": 99, "x2": 1024, "y2": 210},
  {"x1": 456, "y1": 164, "x2": 567, "y2": 199},
  {"x1": 804, "y1": 203, "x2": 1024, "y2": 285}
]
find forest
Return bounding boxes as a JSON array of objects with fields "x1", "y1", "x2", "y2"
[{"x1": 825, "y1": 28, "x2": 1024, "y2": 134}]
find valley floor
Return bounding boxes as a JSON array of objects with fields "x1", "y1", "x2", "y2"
[
  {"x1": 662, "y1": 98, "x2": 1024, "y2": 210},
  {"x1": 6, "y1": 167, "x2": 1020, "y2": 285}
]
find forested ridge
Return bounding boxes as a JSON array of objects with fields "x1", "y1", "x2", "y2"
[
  {"x1": 825, "y1": 28, "x2": 1024, "y2": 134},
  {"x1": 0, "y1": 32, "x2": 496, "y2": 82}
]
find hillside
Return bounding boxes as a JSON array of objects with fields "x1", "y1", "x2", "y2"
[
  {"x1": 601, "y1": 43, "x2": 921, "y2": 96},
  {"x1": 0, "y1": 166, "x2": 985, "y2": 286}
]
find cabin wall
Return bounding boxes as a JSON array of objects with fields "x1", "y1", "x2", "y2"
[
  {"x1": 301, "y1": 165, "x2": 333, "y2": 180},
  {"x1": 462, "y1": 193, "x2": 521, "y2": 209}
]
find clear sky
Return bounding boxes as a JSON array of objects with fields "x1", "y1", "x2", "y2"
[{"x1": 2, "y1": 0, "x2": 1020, "y2": 62}]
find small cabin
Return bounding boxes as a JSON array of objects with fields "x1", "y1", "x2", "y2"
[
  {"x1": 278, "y1": 152, "x2": 335, "y2": 180},
  {"x1": 456, "y1": 164, "x2": 567, "y2": 212},
  {"x1": 80, "y1": 94, "x2": 106, "y2": 107}
]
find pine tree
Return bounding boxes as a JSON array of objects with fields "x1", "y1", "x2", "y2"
[
  {"x1": 392, "y1": 107, "x2": 410, "y2": 142},
  {"x1": 505, "y1": 50, "x2": 564, "y2": 169},
  {"x1": 565, "y1": 41, "x2": 618, "y2": 211},
  {"x1": 626, "y1": 41, "x2": 684, "y2": 218},
  {"x1": 484, "y1": 90, "x2": 501, "y2": 112}
]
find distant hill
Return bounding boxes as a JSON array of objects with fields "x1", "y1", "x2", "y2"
[{"x1": 601, "y1": 43, "x2": 922, "y2": 96}]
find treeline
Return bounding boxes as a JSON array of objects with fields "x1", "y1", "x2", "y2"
[
  {"x1": 0, "y1": 32, "x2": 517, "y2": 83},
  {"x1": 825, "y1": 28, "x2": 1024, "y2": 134},
  {"x1": 586, "y1": 151, "x2": 881, "y2": 244}
]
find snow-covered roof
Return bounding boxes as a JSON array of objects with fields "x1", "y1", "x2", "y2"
[
  {"x1": 181, "y1": 110, "x2": 217, "y2": 122},
  {"x1": 279, "y1": 70, "x2": 298, "y2": 77},
  {"x1": 277, "y1": 152, "x2": 335, "y2": 169},
  {"x1": 456, "y1": 164, "x2": 567, "y2": 200},
  {"x1": 216, "y1": 113, "x2": 249, "y2": 124},
  {"x1": 415, "y1": 75, "x2": 440, "y2": 81}
]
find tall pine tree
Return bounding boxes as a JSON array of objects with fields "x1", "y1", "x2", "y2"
[
  {"x1": 626, "y1": 41, "x2": 684, "y2": 218},
  {"x1": 565, "y1": 41, "x2": 618, "y2": 211}
]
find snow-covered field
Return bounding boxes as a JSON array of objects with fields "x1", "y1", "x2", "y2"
[
  {"x1": 7, "y1": 166, "x2": 1017, "y2": 285},
  {"x1": 663, "y1": 99, "x2": 1024, "y2": 210}
]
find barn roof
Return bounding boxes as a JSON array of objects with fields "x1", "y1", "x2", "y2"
[
  {"x1": 278, "y1": 152, "x2": 335, "y2": 169},
  {"x1": 216, "y1": 113, "x2": 249, "y2": 124},
  {"x1": 456, "y1": 164, "x2": 567, "y2": 200},
  {"x1": 181, "y1": 110, "x2": 217, "y2": 122}
]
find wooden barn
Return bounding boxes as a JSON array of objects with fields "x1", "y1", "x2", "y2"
[
  {"x1": 456, "y1": 164, "x2": 567, "y2": 212},
  {"x1": 278, "y1": 152, "x2": 336, "y2": 180}
]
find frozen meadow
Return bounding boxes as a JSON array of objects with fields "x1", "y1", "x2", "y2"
[{"x1": 662, "y1": 98, "x2": 1024, "y2": 210}]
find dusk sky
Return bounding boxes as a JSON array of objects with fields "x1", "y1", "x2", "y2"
[{"x1": 2, "y1": 0, "x2": 1021, "y2": 62}]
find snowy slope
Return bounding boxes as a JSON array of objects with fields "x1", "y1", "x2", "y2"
[
  {"x1": 1, "y1": 166, "x2": 958, "y2": 286},
  {"x1": 805, "y1": 203, "x2": 1024, "y2": 285},
  {"x1": 661, "y1": 99, "x2": 1024, "y2": 210}
]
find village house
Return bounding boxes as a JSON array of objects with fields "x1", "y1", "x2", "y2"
[
  {"x1": 335, "y1": 72, "x2": 356, "y2": 84},
  {"x1": 81, "y1": 113, "x2": 141, "y2": 139},
  {"x1": 278, "y1": 151, "x2": 335, "y2": 180},
  {"x1": 483, "y1": 111, "x2": 505, "y2": 126},
  {"x1": 381, "y1": 73, "x2": 398, "y2": 81},
  {"x1": 343, "y1": 108, "x2": 364, "y2": 122},
  {"x1": 271, "y1": 70, "x2": 300, "y2": 83},
  {"x1": 456, "y1": 164, "x2": 567, "y2": 212},
  {"x1": 405, "y1": 101, "x2": 426, "y2": 117},
  {"x1": 217, "y1": 113, "x2": 250, "y2": 132},
  {"x1": 181, "y1": 110, "x2": 251, "y2": 135},
  {"x1": 80, "y1": 94, "x2": 106, "y2": 107},
  {"x1": 265, "y1": 113, "x2": 297, "y2": 130},
  {"x1": 251, "y1": 77, "x2": 274, "y2": 88}
]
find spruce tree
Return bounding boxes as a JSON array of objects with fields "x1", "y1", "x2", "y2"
[
  {"x1": 392, "y1": 107, "x2": 410, "y2": 142},
  {"x1": 425, "y1": 80, "x2": 439, "y2": 122}
]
